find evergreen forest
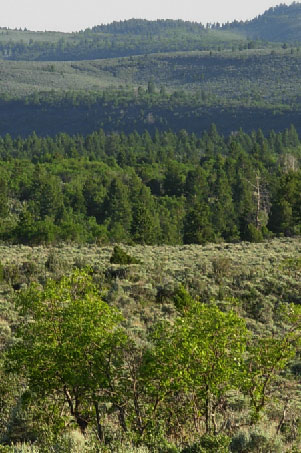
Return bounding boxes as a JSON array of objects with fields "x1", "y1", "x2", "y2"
[{"x1": 0, "y1": 125, "x2": 300, "y2": 246}]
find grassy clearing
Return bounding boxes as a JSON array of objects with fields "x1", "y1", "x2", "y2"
[{"x1": 0, "y1": 60, "x2": 122, "y2": 97}]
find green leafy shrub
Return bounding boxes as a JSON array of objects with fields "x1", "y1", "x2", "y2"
[
  {"x1": 181, "y1": 434, "x2": 230, "y2": 452},
  {"x1": 110, "y1": 246, "x2": 140, "y2": 265},
  {"x1": 173, "y1": 284, "x2": 194, "y2": 312}
]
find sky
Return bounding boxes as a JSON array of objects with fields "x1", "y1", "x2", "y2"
[{"x1": 2, "y1": 0, "x2": 293, "y2": 32}]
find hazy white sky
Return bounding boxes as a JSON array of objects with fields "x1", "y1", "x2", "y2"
[{"x1": 2, "y1": 0, "x2": 292, "y2": 32}]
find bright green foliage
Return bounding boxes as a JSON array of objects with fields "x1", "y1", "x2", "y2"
[
  {"x1": 244, "y1": 304, "x2": 301, "y2": 421},
  {"x1": 181, "y1": 434, "x2": 230, "y2": 452},
  {"x1": 0, "y1": 179, "x2": 8, "y2": 218},
  {"x1": 0, "y1": 244, "x2": 301, "y2": 449},
  {"x1": 14, "y1": 210, "x2": 59, "y2": 245},
  {"x1": 245, "y1": 336, "x2": 296, "y2": 422},
  {"x1": 163, "y1": 161, "x2": 185, "y2": 197},
  {"x1": 245, "y1": 223, "x2": 263, "y2": 243},
  {"x1": 29, "y1": 165, "x2": 63, "y2": 220},
  {"x1": 6, "y1": 270, "x2": 128, "y2": 437},
  {"x1": 157, "y1": 196, "x2": 185, "y2": 245},
  {"x1": 173, "y1": 284, "x2": 194, "y2": 313},
  {"x1": 268, "y1": 199, "x2": 293, "y2": 235},
  {"x1": 148, "y1": 302, "x2": 248, "y2": 433},
  {"x1": 131, "y1": 186, "x2": 160, "y2": 244},
  {"x1": 0, "y1": 127, "x2": 299, "y2": 245}
]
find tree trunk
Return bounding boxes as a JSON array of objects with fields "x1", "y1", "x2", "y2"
[
  {"x1": 74, "y1": 411, "x2": 88, "y2": 435},
  {"x1": 205, "y1": 385, "x2": 212, "y2": 434},
  {"x1": 94, "y1": 400, "x2": 104, "y2": 442},
  {"x1": 63, "y1": 387, "x2": 88, "y2": 435},
  {"x1": 117, "y1": 405, "x2": 128, "y2": 432}
]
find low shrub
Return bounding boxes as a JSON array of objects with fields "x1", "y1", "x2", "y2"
[
  {"x1": 181, "y1": 434, "x2": 230, "y2": 452},
  {"x1": 110, "y1": 246, "x2": 140, "y2": 265}
]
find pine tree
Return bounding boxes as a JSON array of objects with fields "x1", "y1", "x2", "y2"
[
  {"x1": 131, "y1": 186, "x2": 160, "y2": 244},
  {"x1": 103, "y1": 178, "x2": 132, "y2": 242},
  {"x1": 183, "y1": 200, "x2": 215, "y2": 245}
]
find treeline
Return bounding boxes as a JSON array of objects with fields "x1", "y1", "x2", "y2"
[
  {"x1": 0, "y1": 125, "x2": 300, "y2": 245},
  {"x1": 90, "y1": 18, "x2": 207, "y2": 34}
]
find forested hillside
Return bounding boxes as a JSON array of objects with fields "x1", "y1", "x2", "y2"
[
  {"x1": 0, "y1": 4, "x2": 300, "y2": 136},
  {"x1": 0, "y1": 126, "x2": 300, "y2": 245},
  {"x1": 0, "y1": 21, "x2": 244, "y2": 61},
  {"x1": 1, "y1": 3, "x2": 301, "y2": 63},
  {"x1": 225, "y1": 2, "x2": 301, "y2": 42}
]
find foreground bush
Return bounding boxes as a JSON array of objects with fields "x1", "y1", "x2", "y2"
[{"x1": 181, "y1": 434, "x2": 230, "y2": 452}]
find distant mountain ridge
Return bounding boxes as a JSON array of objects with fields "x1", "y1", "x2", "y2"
[
  {"x1": 0, "y1": 4, "x2": 300, "y2": 61},
  {"x1": 89, "y1": 3, "x2": 301, "y2": 43},
  {"x1": 224, "y1": 2, "x2": 301, "y2": 42}
]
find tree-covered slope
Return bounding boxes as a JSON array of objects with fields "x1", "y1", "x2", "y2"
[
  {"x1": 226, "y1": 2, "x2": 301, "y2": 43},
  {"x1": 0, "y1": 125, "x2": 300, "y2": 245},
  {"x1": 1, "y1": 4, "x2": 301, "y2": 61},
  {"x1": 2, "y1": 91, "x2": 301, "y2": 138},
  {"x1": 0, "y1": 21, "x2": 245, "y2": 61},
  {"x1": 0, "y1": 6, "x2": 301, "y2": 137}
]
